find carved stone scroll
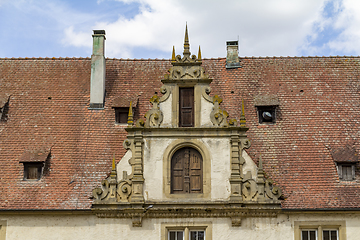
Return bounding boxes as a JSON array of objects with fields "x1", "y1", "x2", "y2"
[
  {"x1": 93, "y1": 179, "x2": 110, "y2": 201},
  {"x1": 159, "y1": 85, "x2": 171, "y2": 103},
  {"x1": 265, "y1": 179, "x2": 282, "y2": 200},
  {"x1": 144, "y1": 95, "x2": 163, "y2": 127},
  {"x1": 202, "y1": 86, "x2": 213, "y2": 103},
  {"x1": 210, "y1": 95, "x2": 229, "y2": 127}
]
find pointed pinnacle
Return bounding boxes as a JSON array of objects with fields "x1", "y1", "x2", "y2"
[
  {"x1": 127, "y1": 101, "x2": 133, "y2": 126},
  {"x1": 198, "y1": 46, "x2": 202, "y2": 60},
  {"x1": 183, "y1": 23, "x2": 190, "y2": 56},
  {"x1": 259, "y1": 154, "x2": 263, "y2": 170},
  {"x1": 240, "y1": 99, "x2": 246, "y2": 127},
  {"x1": 171, "y1": 46, "x2": 176, "y2": 62},
  {"x1": 112, "y1": 153, "x2": 116, "y2": 170}
]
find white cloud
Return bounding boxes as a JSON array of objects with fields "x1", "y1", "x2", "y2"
[
  {"x1": 82, "y1": 0, "x2": 327, "y2": 58},
  {"x1": 8, "y1": 0, "x2": 360, "y2": 58},
  {"x1": 326, "y1": 0, "x2": 360, "y2": 55}
]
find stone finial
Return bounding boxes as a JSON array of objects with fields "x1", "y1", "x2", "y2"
[
  {"x1": 183, "y1": 23, "x2": 190, "y2": 56},
  {"x1": 110, "y1": 153, "x2": 117, "y2": 179},
  {"x1": 240, "y1": 99, "x2": 246, "y2": 127},
  {"x1": 171, "y1": 46, "x2": 176, "y2": 63},
  {"x1": 127, "y1": 101, "x2": 133, "y2": 126},
  {"x1": 198, "y1": 46, "x2": 202, "y2": 61},
  {"x1": 257, "y1": 154, "x2": 264, "y2": 180}
]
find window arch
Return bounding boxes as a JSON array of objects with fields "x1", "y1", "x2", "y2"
[{"x1": 171, "y1": 147, "x2": 203, "y2": 194}]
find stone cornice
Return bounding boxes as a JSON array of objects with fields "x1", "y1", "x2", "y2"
[
  {"x1": 92, "y1": 201, "x2": 281, "y2": 227},
  {"x1": 125, "y1": 127, "x2": 249, "y2": 136}
]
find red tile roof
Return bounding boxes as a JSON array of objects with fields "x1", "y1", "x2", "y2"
[{"x1": 0, "y1": 56, "x2": 359, "y2": 210}]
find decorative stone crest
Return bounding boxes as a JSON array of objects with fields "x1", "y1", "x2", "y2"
[
  {"x1": 241, "y1": 155, "x2": 282, "y2": 203},
  {"x1": 162, "y1": 24, "x2": 211, "y2": 84},
  {"x1": 144, "y1": 95, "x2": 163, "y2": 127},
  {"x1": 210, "y1": 95, "x2": 229, "y2": 127}
]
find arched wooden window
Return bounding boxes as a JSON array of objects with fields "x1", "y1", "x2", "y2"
[{"x1": 171, "y1": 147, "x2": 203, "y2": 194}]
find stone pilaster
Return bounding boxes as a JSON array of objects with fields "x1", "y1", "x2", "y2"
[
  {"x1": 229, "y1": 130, "x2": 242, "y2": 201},
  {"x1": 130, "y1": 130, "x2": 145, "y2": 203}
]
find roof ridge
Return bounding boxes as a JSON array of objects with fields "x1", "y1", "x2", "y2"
[
  {"x1": 0, "y1": 57, "x2": 91, "y2": 60},
  {"x1": 241, "y1": 55, "x2": 360, "y2": 59}
]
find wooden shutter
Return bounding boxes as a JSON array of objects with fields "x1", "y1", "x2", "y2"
[
  {"x1": 171, "y1": 148, "x2": 202, "y2": 194},
  {"x1": 179, "y1": 88, "x2": 194, "y2": 127}
]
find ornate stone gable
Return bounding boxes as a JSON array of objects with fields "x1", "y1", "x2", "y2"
[{"x1": 92, "y1": 26, "x2": 283, "y2": 227}]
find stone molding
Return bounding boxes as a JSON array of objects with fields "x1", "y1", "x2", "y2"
[{"x1": 93, "y1": 202, "x2": 281, "y2": 227}]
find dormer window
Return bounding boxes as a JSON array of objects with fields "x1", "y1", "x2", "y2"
[
  {"x1": 331, "y1": 145, "x2": 358, "y2": 181},
  {"x1": 23, "y1": 162, "x2": 44, "y2": 180},
  {"x1": 254, "y1": 94, "x2": 279, "y2": 124},
  {"x1": 115, "y1": 107, "x2": 130, "y2": 124},
  {"x1": 179, "y1": 88, "x2": 194, "y2": 127},
  {"x1": 337, "y1": 163, "x2": 356, "y2": 181},
  {"x1": 0, "y1": 94, "x2": 10, "y2": 122},
  {"x1": 257, "y1": 106, "x2": 276, "y2": 124},
  {"x1": 111, "y1": 95, "x2": 138, "y2": 125},
  {"x1": 19, "y1": 149, "x2": 50, "y2": 181}
]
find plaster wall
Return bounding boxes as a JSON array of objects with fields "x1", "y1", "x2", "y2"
[
  {"x1": 117, "y1": 139, "x2": 258, "y2": 201},
  {"x1": 159, "y1": 92, "x2": 173, "y2": 127},
  {"x1": 200, "y1": 96, "x2": 213, "y2": 127},
  {"x1": 1, "y1": 213, "x2": 359, "y2": 240}
]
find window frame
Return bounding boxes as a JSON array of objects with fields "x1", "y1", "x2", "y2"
[
  {"x1": 336, "y1": 163, "x2": 356, "y2": 181},
  {"x1": 171, "y1": 147, "x2": 203, "y2": 194},
  {"x1": 179, "y1": 87, "x2": 194, "y2": 127},
  {"x1": 0, "y1": 220, "x2": 6, "y2": 240},
  {"x1": 23, "y1": 162, "x2": 44, "y2": 180},
  {"x1": 295, "y1": 221, "x2": 345, "y2": 240},
  {"x1": 162, "y1": 222, "x2": 211, "y2": 240},
  {"x1": 114, "y1": 107, "x2": 130, "y2": 125},
  {"x1": 163, "y1": 140, "x2": 211, "y2": 199},
  {"x1": 257, "y1": 106, "x2": 276, "y2": 124}
]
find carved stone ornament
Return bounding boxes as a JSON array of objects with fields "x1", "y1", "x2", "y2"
[
  {"x1": 144, "y1": 95, "x2": 163, "y2": 127},
  {"x1": 202, "y1": 86, "x2": 213, "y2": 103},
  {"x1": 162, "y1": 25, "x2": 211, "y2": 84},
  {"x1": 210, "y1": 95, "x2": 229, "y2": 127},
  {"x1": 159, "y1": 85, "x2": 171, "y2": 103},
  {"x1": 240, "y1": 156, "x2": 282, "y2": 203}
]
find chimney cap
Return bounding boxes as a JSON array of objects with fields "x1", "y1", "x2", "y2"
[
  {"x1": 226, "y1": 41, "x2": 238, "y2": 46},
  {"x1": 93, "y1": 30, "x2": 106, "y2": 35}
]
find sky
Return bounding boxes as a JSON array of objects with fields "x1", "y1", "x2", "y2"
[{"x1": 0, "y1": 0, "x2": 360, "y2": 59}]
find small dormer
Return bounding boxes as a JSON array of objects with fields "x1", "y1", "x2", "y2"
[
  {"x1": 0, "y1": 94, "x2": 10, "y2": 122},
  {"x1": 19, "y1": 148, "x2": 51, "y2": 181}
]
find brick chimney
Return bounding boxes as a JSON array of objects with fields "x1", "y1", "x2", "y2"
[
  {"x1": 226, "y1": 41, "x2": 241, "y2": 68},
  {"x1": 89, "y1": 30, "x2": 106, "y2": 109}
]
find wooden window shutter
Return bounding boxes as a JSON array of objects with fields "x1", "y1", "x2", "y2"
[
  {"x1": 171, "y1": 148, "x2": 203, "y2": 194},
  {"x1": 179, "y1": 88, "x2": 194, "y2": 127}
]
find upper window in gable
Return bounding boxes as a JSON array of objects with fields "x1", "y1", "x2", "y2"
[{"x1": 179, "y1": 88, "x2": 194, "y2": 127}]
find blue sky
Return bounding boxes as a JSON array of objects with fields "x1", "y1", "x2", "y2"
[{"x1": 0, "y1": 0, "x2": 359, "y2": 59}]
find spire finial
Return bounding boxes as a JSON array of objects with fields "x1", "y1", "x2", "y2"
[
  {"x1": 112, "y1": 153, "x2": 116, "y2": 170},
  {"x1": 259, "y1": 153, "x2": 263, "y2": 170},
  {"x1": 183, "y1": 23, "x2": 190, "y2": 56},
  {"x1": 198, "y1": 46, "x2": 202, "y2": 60},
  {"x1": 171, "y1": 46, "x2": 176, "y2": 62},
  {"x1": 127, "y1": 101, "x2": 133, "y2": 126},
  {"x1": 240, "y1": 99, "x2": 246, "y2": 127}
]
